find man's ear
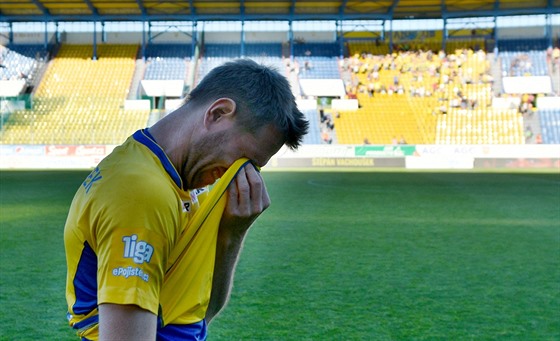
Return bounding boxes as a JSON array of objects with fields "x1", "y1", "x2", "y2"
[{"x1": 204, "y1": 98, "x2": 236, "y2": 129}]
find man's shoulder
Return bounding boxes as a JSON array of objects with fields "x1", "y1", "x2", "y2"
[{"x1": 91, "y1": 141, "x2": 179, "y2": 208}]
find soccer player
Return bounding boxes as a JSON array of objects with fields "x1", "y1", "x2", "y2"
[{"x1": 64, "y1": 59, "x2": 309, "y2": 340}]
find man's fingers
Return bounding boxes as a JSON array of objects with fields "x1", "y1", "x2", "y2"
[
  {"x1": 244, "y1": 164, "x2": 268, "y2": 211},
  {"x1": 233, "y1": 167, "x2": 251, "y2": 215},
  {"x1": 227, "y1": 163, "x2": 270, "y2": 217}
]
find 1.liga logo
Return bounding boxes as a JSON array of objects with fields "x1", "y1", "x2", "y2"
[
  {"x1": 122, "y1": 234, "x2": 154, "y2": 264},
  {"x1": 112, "y1": 234, "x2": 154, "y2": 282}
]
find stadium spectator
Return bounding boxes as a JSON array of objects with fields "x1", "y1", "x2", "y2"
[
  {"x1": 535, "y1": 133, "x2": 543, "y2": 144},
  {"x1": 525, "y1": 126, "x2": 534, "y2": 143},
  {"x1": 63, "y1": 59, "x2": 309, "y2": 341},
  {"x1": 321, "y1": 130, "x2": 332, "y2": 144}
]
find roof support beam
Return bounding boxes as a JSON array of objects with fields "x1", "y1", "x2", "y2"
[
  {"x1": 441, "y1": 0, "x2": 447, "y2": 51},
  {"x1": 493, "y1": 0, "x2": 499, "y2": 54},
  {"x1": 338, "y1": 0, "x2": 349, "y2": 18},
  {"x1": 189, "y1": 0, "x2": 196, "y2": 20},
  {"x1": 136, "y1": 0, "x2": 147, "y2": 17},
  {"x1": 546, "y1": 0, "x2": 554, "y2": 48},
  {"x1": 189, "y1": 0, "x2": 197, "y2": 56},
  {"x1": 30, "y1": 0, "x2": 50, "y2": 17},
  {"x1": 288, "y1": 0, "x2": 296, "y2": 60},
  {"x1": 240, "y1": 0, "x2": 245, "y2": 57},
  {"x1": 387, "y1": 0, "x2": 400, "y2": 20},
  {"x1": 338, "y1": 0, "x2": 349, "y2": 58},
  {"x1": 83, "y1": 0, "x2": 98, "y2": 16}
]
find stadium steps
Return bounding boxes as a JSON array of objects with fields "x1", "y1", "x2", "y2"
[
  {"x1": 128, "y1": 58, "x2": 146, "y2": 100},
  {"x1": 488, "y1": 52, "x2": 503, "y2": 96},
  {"x1": 301, "y1": 110, "x2": 323, "y2": 144},
  {"x1": 549, "y1": 58, "x2": 560, "y2": 94},
  {"x1": 522, "y1": 110, "x2": 542, "y2": 144}
]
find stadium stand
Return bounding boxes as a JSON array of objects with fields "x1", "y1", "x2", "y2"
[
  {"x1": 1, "y1": 44, "x2": 150, "y2": 145},
  {"x1": 1, "y1": 39, "x2": 558, "y2": 146},
  {"x1": 0, "y1": 1, "x2": 558, "y2": 147}
]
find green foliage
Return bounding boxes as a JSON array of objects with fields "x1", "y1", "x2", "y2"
[{"x1": 1, "y1": 170, "x2": 559, "y2": 340}]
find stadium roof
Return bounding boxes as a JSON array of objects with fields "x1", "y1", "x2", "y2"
[{"x1": 0, "y1": 0, "x2": 558, "y2": 23}]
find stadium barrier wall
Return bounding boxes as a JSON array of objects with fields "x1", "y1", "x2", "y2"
[
  {"x1": 1, "y1": 144, "x2": 559, "y2": 170},
  {"x1": 502, "y1": 76, "x2": 552, "y2": 94},
  {"x1": 0, "y1": 80, "x2": 27, "y2": 97}
]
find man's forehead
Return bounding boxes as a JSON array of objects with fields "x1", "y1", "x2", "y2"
[{"x1": 252, "y1": 125, "x2": 284, "y2": 166}]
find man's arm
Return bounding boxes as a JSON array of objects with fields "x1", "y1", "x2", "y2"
[
  {"x1": 98, "y1": 303, "x2": 157, "y2": 340},
  {"x1": 206, "y1": 165, "x2": 270, "y2": 323}
]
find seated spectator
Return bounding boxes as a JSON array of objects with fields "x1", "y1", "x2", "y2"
[
  {"x1": 535, "y1": 133, "x2": 543, "y2": 144},
  {"x1": 321, "y1": 130, "x2": 332, "y2": 144}
]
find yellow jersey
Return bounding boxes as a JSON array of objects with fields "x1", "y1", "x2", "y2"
[{"x1": 64, "y1": 129, "x2": 249, "y2": 340}]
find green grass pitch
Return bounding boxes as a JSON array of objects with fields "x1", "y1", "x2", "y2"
[{"x1": 1, "y1": 170, "x2": 559, "y2": 340}]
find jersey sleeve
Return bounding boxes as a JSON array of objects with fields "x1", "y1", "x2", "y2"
[{"x1": 91, "y1": 174, "x2": 180, "y2": 315}]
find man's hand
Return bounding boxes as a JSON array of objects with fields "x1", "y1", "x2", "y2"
[{"x1": 221, "y1": 163, "x2": 271, "y2": 235}]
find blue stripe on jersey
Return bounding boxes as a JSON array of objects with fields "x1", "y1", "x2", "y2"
[
  {"x1": 72, "y1": 314, "x2": 99, "y2": 331},
  {"x1": 157, "y1": 320, "x2": 207, "y2": 341},
  {"x1": 133, "y1": 129, "x2": 183, "y2": 189},
  {"x1": 72, "y1": 241, "x2": 98, "y2": 315}
]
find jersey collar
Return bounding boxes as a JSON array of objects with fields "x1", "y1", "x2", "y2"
[{"x1": 133, "y1": 129, "x2": 184, "y2": 189}]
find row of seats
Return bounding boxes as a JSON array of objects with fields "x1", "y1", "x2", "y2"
[
  {"x1": 144, "y1": 58, "x2": 189, "y2": 80},
  {"x1": 497, "y1": 38, "x2": 550, "y2": 52},
  {"x1": 335, "y1": 96, "x2": 439, "y2": 145},
  {"x1": 292, "y1": 43, "x2": 341, "y2": 57},
  {"x1": 500, "y1": 50, "x2": 548, "y2": 77},
  {"x1": 435, "y1": 108, "x2": 524, "y2": 144},
  {"x1": 144, "y1": 43, "x2": 193, "y2": 58},
  {"x1": 539, "y1": 109, "x2": 560, "y2": 144},
  {"x1": 347, "y1": 39, "x2": 487, "y2": 56},
  {"x1": 297, "y1": 57, "x2": 340, "y2": 79},
  {"x1": 203, "y1": 43, "x2": 284, "y2": 58},
  {"x1": 0, "y1": 45, "x2": 48, "y2": 81}
]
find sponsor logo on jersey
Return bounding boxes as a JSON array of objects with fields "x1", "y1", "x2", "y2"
[
  {"x1": 82, "y1": 167, "x2": 102, "y2": 194},
  {"x1": 113, "y1": 235, "x2": 153, "y2": 282},
  {"x1": 190, "y1": 190, "x2": 199, "y2": 204},
  {"x1": 194, "y1": 187, "x2": 207, "y2": 195},
  {"x1": 183, "y1": 188, "x2": 206, "y2": 212},
  {"x1": 112, "y1": 266, "x2": 149, "y2": 282},
  {"x1": 122, "y1": 234, "x2": 154, "y2": 264}
]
